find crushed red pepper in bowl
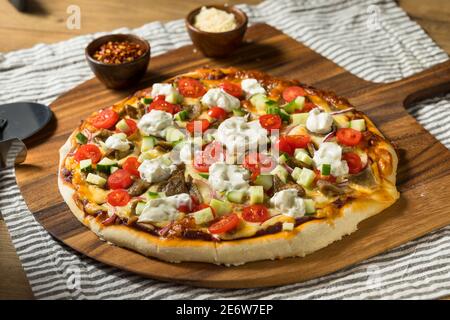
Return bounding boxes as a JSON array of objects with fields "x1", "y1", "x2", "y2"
[
  {"x1": 85, "y1": 34, "x2": 150, "y2": 89},
  {"x1": 93, "y1": 41, "x2": 144, "y2": 64}
]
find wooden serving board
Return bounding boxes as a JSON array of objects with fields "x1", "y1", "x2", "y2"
[{"x1": 17, "y1": 24, "x2": 450, "y2": 288}]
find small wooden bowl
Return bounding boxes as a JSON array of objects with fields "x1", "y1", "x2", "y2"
[
  {"x1": 186, "y1": 5, "x2": 248, "y2": 58},
  {"x1": 85, "y1": 34, "x2": 151, "y2": 90}
]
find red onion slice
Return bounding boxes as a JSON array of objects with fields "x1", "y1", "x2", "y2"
[
  {"x1": 283, "y1": 163, "x2": 294, "y2": 174},
  {"x1": 322, "y1": 130, "x2": 336, "y2": 142},
  {"x1": 330, "y1": 107, "x2": 355, "y2": 115}
]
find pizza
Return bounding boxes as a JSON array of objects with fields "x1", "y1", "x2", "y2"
[{"x1": 58, "y1": 67, "x2": 399, "y2": 266}]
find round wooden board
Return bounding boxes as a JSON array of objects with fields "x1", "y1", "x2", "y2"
[{"x1": 17, "y1": 24, "x2": 450, "y2": 288}]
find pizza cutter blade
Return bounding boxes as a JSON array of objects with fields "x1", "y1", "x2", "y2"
[{"x1": 0, "y1": 102, "x2": 52, "y2": 167}]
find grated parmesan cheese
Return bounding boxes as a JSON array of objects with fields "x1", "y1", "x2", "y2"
[{"x1": 194, "y1": 7, "x2": 237, "y2": 33}]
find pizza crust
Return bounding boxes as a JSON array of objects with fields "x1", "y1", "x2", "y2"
[{"x1": 58, "y1": 133, "x2": 399, "y2": 266}]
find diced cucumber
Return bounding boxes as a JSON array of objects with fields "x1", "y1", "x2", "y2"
[
  {"x1": 86, "y1": 173, "x2": 106, "y2": 187},
  {"x1": 193, "y1": 207, "x2": 215, "y2": 225},
  {"x1": 165, "y1": 127, "x2": 185, "y2": 142},
  {"x1": 226, "y1": 190, "x2": 246, "y2": 203},
  {"x1": 284, "y1": 96, "x2": 305, "y2": 113},
  {"x1": 141, "y1": 136, "x2": 156, "y2": 152},
  {"x1": 321, "y1": 164, "x2": 331, "y2": 176},
  {"x1": 270, "y1": 165, "x2": 288, "y2": 183},
  {"x1": 96, "y1": 157, "x2": 118, "y2": 173},
  {"x1": 282, "y1": 222, "x2": 294, "y2": 231},
  {"x1": 291, "y1": 113, "x2": 309, "y2": 126},
  {"x1": 265, "y1": 103, "x2": 280, "y2": 115},
  {"x1": 147, "y1": 191, "x2": 163, "y2": 199},
  {"x1": 210, "y1": 199, "x2": 232, "y2": 217},
  {"x1": 232, "y1": 108, "x2": 246, "y2": 116},
  {"x1": 294, "y1": 148, "x2": 309, "y2": 157},
  {"x1": 249, "y1": 186, "x2": 264, "y2": 204},
  {"x1": 116, "y1": 119, "x2": 130, "y2": 133},
  {"x1": 291, "y1": 167, "x2": 302, "y2": 181},
  {"x1": 349, "y1": 119, "x2": 366, "y2": 131},
  {"x1": 278, "y1": 109, "x2": 291, "y2": 122},
  {"x1": 135, "y1": 201, "x2": 146, "y2": 216},
  {"x1": 174, "y1": 110, "x2": 189, "y2": 122},
  {"x1": 141, "y1": 97, "x2": 153, "y2": 105},
  {"x1": 165, "y1": 93, "x2": 182, "y2": 104},
  {"x1": 110, "y1": 166, "x2": 119, "y2": 174},
  {"x1": 254, "y1": 174, "x2": 273, "y2": 191},
  {"x1": 76, "y1": 132, "x2": 88, "y2": 145},
  {"x1": 304, "y1": 199, "x2": 315, "y2": 215},
  {"x1": 250, "y1": 93, "x2": 269, "y2": 111},
  {"x1": 80, "y1": 159, "x2": 92, "y2": 173},
  {"x1": 295, "y1": 150, "x2": 313, "y2": 165},
  {"x1": 298, "y1": 168, "x2": 315, "y2": 187},
  {"x1": 278, "y1": 153, "x2": 289, "y2": 164},
  {"x1": 198, "y1": 173, "x2": 209, "y2": 179}
]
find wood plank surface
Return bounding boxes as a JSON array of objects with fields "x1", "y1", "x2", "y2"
[
  {"x1": 15, "y1": 23, "x2": 450, "y2": 288},
  {"x1": 1, "y1": 0, "x2": 450, "y2": 299}
]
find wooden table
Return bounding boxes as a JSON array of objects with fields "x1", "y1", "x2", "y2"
[{"x1": 0, "y1": 0, "x2": 449, "y2": 299}]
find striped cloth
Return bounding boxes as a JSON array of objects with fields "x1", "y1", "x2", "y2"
[{"x1": 1, "y1": 0, "x2": 449, "y2": 299}]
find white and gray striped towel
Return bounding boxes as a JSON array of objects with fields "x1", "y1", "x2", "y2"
[{"x1": 1, "y1": 0, "x2": 449, "y2": 299}]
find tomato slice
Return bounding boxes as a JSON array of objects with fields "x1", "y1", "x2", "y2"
[
  {"x1": 193, "y1": 152, "x2": 210, "y2": 172},
  {"x1": 336, "y1": 128, "x2": 362, "y2": 146},
  {"x1": 178, "y1": 78, "x2": 206, "y2": 98},
  {"x1": 220, "y1": 82, "x2": 243, "y2": 98},
  {"x1": 122, "y1": 157, "x2": 140, "y2": 177},
  {"x1": 178, "y1": 204, "x2": 191, "y2": 213},
  {"x1": 342, "y1": 152, "x2": 363, "y2": 174},
  {"x1": 193, "y1": 142, "x2": 224, "y2": 172},
  {"x1": 242, "y1": 205, "x2": 270, "y2": 223},
  {"x1": 107, "y1": 169, "x2": 133, "y2": 190},
  {"x1": 302, "y1": 102, "x2": 316, "y2": 112},
  {"x1": 282, "y1": 86, "x2": 306, "y2": 102},
  {"x1": 89, "y1": 109, "x2": 119, "y2": 129},
  {"x1": 148, "y1": 95, "x2": 180, "y2": 114},
  {"x1": 186, "y1": 119, "x2": 210, "y2": 135},
  {"x1": 259, "y1": 114, "x2": 282, "y2": 130},
  {"x1": 275, "y1": 136, "x2": 294, "y2": 156},
  {"x1": 203, "y1": 141, "x2": 225, "y2": 164},
  {"x1": 207, "y1": 107, "x2": 228, "y2": 121},
  {"x1": 121, "y1": 119, "x2": 138, "y2": 136},
  {"x1": 314, "y1": 169, "x2": 337, "y2": 184},
  {"x1": 74, "y1": 144, "x2": 102, "y2": 164},
  {"x1": 285, "y1": 135, "x2": 311, "y2": 149},
  {"x1": 243, "y1": 153, "x2": 275, "y2": 180},
  {"x1": 208, "y1": 214, "x2": 240, "y2": 234},
  {"x1": 107, "y1": 189, "x2": 131, "y2": 206}
]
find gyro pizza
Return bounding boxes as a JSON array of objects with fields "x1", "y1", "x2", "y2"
[{"x1": 58, "y1": 67, "x2": 399, "y2": 265}]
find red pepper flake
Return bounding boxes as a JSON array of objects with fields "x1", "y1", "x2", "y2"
[{"x1": 93, "y1": 41, "x2": 145, "y2": 64}]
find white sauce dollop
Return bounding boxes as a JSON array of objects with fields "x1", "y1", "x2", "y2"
[
  {"x1": 138, "y1": 156, "x2": 177, "y2": 183},
  {"x1": 208, "y1": 162, "x2": 250, "y2": 193},
  {"x1": 216, "y1": 117, "x2": 268, "y2": 153},
  {"x1": 138, "y1": 193, "x2": 192, "y2": 223},
  {"x1": 306, "y1": 108, "x2": 333, "y2": 134},
  {"x1": 194, "y1": 7, "x2": 237, "y2": 33},
  {"x1": 270, "y1": 189, "x2": 306, "y2": 218},
  {"x1": 150, "y1": 83, "x2": 179, "y2": 98},
  {"x1": 104, "y1": 133, "x2": 130, "y2": 151},
  {"x1": 241, "y1": 78, "x2": 266, "y2": 98},
  {"x1": 137, "y1": 109, "x2": 173, "y2": 138},
  {"x1": 313, "y1": 142, "x2": 349, "y2": 177},
  {"x1": 201, "y1": 88, "x2": 240, "y2": 111}
]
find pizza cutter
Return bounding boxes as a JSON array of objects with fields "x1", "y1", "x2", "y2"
[{"x1": 0, "y1": 102, "x2": 52, "y2": 168}]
